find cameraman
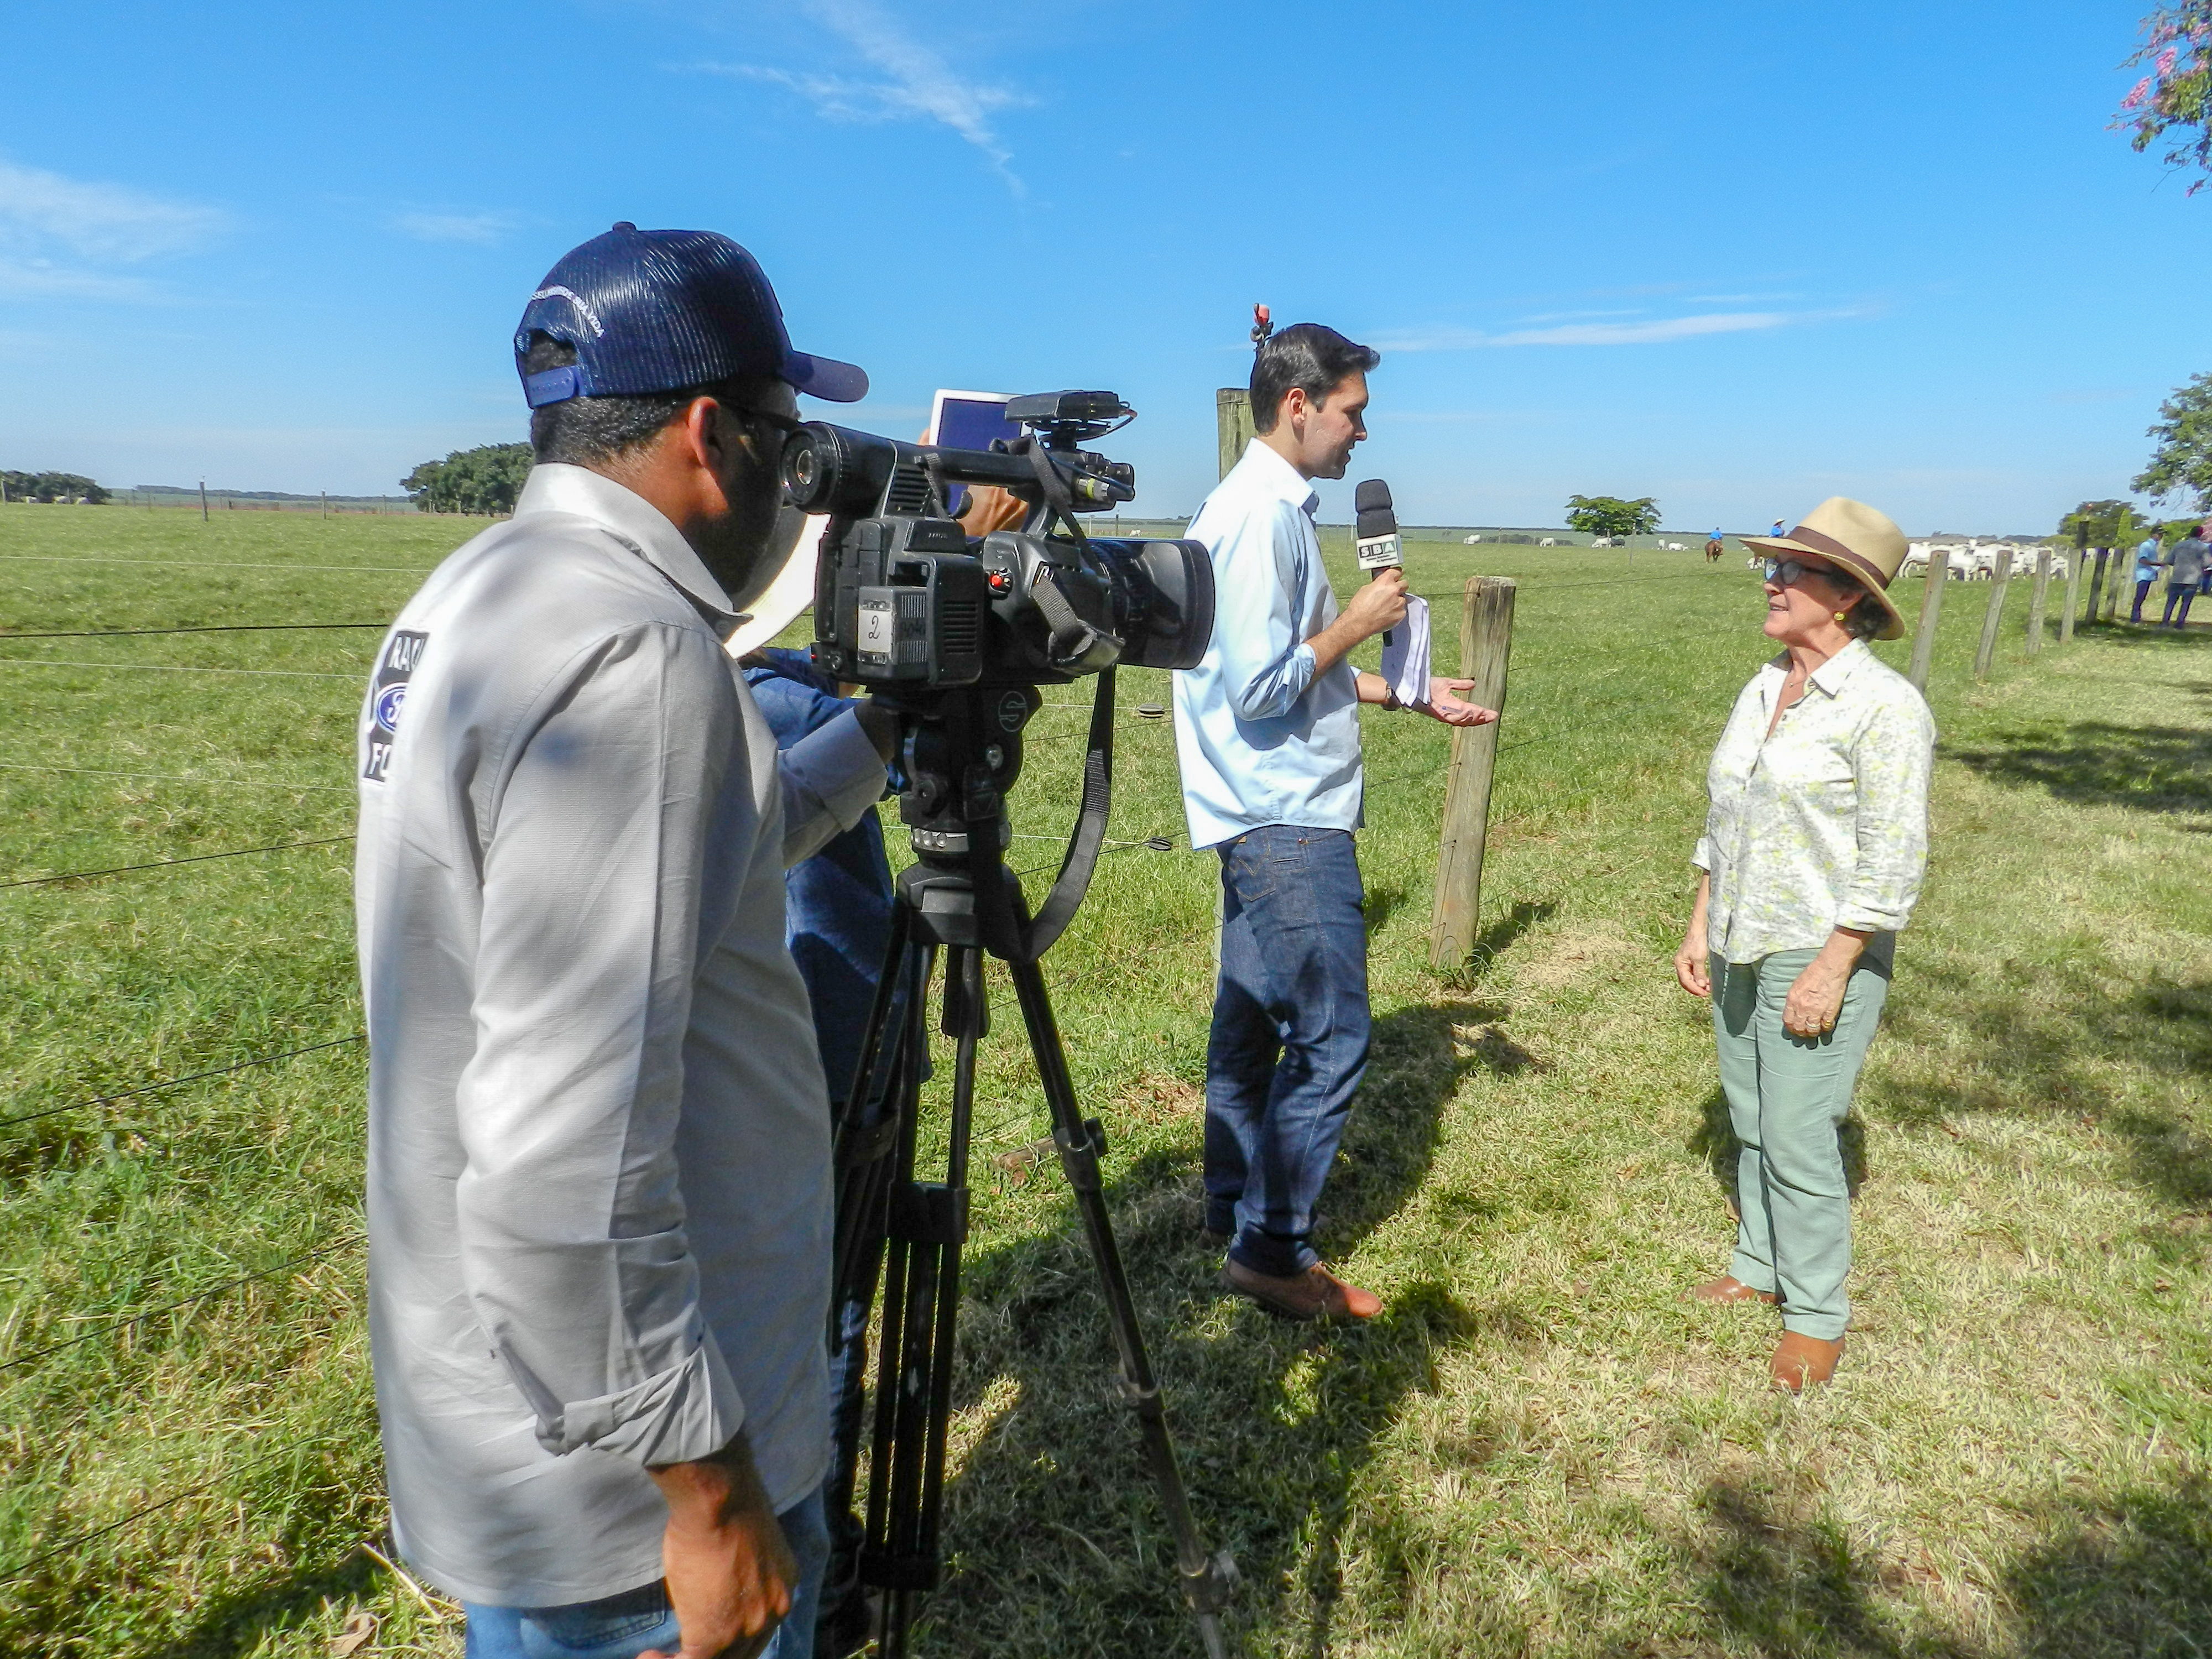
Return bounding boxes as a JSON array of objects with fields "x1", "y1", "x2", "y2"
[
  {"x1": 1174, "y1": 323, "x2": 1495, "y2": 1322},
  {"x1": 356, "y1": 225, "x2": 894, "y2": 1659}
]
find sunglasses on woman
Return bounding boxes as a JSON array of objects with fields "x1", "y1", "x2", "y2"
[{"x1": 1762, "y1": 556, "x2": 1859, "y2": 593}]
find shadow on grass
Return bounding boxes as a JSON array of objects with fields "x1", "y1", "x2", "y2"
[
  {"x1": 900, "y1": 990, "x2": 1510, "y2": 1655},
  {"x1": 148, "y1": 1549, "x2": 378, "y2": 1658},
  {"x1": 0, "y1": 1452, "x2": 388, "y2": 1659},
  {"x1": 2071, "y1": 617, "x2": 2212, "y2": 651},
  {"x1": 1877, "y1": 955, "x2": 2212, "y2": 1227},
  {"x1": 1949, "y1": 720, "x2": 2212, "y2": 817},
  {"x1": 1620, "y1": 1468, "x2": 2212, "y2": 1658},
  {"x1": 1432, "y1": 897, "x2": 1557, "y2": 985}
]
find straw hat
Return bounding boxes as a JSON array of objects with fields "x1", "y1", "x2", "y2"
[
  {"x1": 725, "y1": 514, "x2": 826, "y2": 658},
  {"x1": 1740, "y1": 497, "x2": 1908, "y2": 640}
]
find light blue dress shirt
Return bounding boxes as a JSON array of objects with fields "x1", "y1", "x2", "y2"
[{"x1": 1172, "y1": 439, "x2": 1363, "y2": 849}]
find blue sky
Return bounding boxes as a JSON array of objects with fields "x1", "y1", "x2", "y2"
[{"x1": 2, "y1": 1, "x2": 2203, "y2": 532}]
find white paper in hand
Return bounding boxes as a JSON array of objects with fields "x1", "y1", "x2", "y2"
[{"x1": 1379, "y1": 592, "x2": 1431, "y2": 708}]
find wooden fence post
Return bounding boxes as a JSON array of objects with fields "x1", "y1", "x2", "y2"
[
  {"x1": 2084, "y1": 547, "x2": 2107, "y2": 623},
  {"x1": 1215, "y1": 389, "x2": 1254, "y2": 481},
  {"x1": 2059, "y1": 544, "x2": 2082, "y2": 645},
  {"x1": 1429, "y1": 576, "x2": 1516, "y2": 972},
  {"x1": 1973, "y1": 554, "x2": 2013, "y2": 681},
  {"x1": 2025, "y1": 546, "x2": 2052, "y2": 655},
  {"x1": 1907, "y1": 547, "x2": 1946, "y2": 692},
  {"x1": 2105, "y1": 550, "x2": 2124, "y2": 621}
]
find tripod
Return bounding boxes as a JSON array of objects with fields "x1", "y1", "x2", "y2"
[{"x1": 824, "y1": 672, "x2": 1233, "y2": 1658}]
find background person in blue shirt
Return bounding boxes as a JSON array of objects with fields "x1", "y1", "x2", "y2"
[
  {"x1": 737, "y1": 645, "x2": 907, "y2": 1656},
  {"x1": 2131, "y1": 533, "x2": 2165, "y2": 623},
  {"x1": 1172, "y1": 323, "x2": 1495, "y2": 1322}
]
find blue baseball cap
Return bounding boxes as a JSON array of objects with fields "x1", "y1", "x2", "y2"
[{"x1": 514, "y1": 223, "x2": 868, "y2": 409}]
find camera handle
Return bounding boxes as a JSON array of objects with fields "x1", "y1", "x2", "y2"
[{"x1": 825, "y1": 677, "x2": 1235, "y2": 1658}]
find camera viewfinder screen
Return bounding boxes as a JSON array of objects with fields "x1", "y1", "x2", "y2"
[{"x1": 930, "y1": 390, "x2": 1021, "y2": 515}]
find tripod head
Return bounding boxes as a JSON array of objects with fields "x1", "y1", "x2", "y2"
[{"x1": 879, "y1": 669, "x2": 1117, "y2": 966}]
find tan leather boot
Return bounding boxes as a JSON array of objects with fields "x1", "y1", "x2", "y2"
[{"x1": 1770, "y1": 1332, "x2": 1845, "y2": 1391}]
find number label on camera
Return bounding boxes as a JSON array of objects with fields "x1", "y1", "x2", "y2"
[{"x1": 859, "y1": 597, "x2": 895, "y2": 656}]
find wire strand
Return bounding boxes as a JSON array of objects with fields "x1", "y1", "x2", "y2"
[
  {"x1": 0, "y1": 762, "x2": 351, "y2": 793},
  {"x1": 0, "y1": 659, "x2": 359, "y2": 681},
  {"x1": 0, "y1": 622, "x2": 387, "y2": 639},
  {"x1": 1, "y1": 1035, "x2": 364, "y2": 1131},
  {"x1": 0, "y1": 555, "x2": 435, "y2": 573},
  {"x1": 0, "y1": 1234, "x2": 365, "y2": 1375},
  {"x1": 0, "y1": 833, "x2": 354, "y2": 890},
  {"x1": 0, "y1": 1438, "x2": 336, "y2": 1585}
]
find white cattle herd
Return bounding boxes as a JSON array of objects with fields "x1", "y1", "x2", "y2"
[
  {"x1": 1444, "y1": 531, "x2": 2068, "y2": 580},
  {"x1": 1896, "y1": 540, "x2": 2065, "y2": 581}
]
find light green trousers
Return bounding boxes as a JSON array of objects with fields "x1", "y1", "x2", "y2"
[{"x1": 1710, "y1": 940, "x2": 1892, "y2": 1340}]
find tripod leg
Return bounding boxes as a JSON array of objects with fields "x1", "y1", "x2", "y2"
[
  {"x1": 1006, "y1": 957, "x2": 1234, "y2": 1659},
  {"x1": 869, "y1": 944, "x2": 983, "y2": 1657},
  {"x1": 824, "y1": 938, "x2": 930, "y2": 1596}
]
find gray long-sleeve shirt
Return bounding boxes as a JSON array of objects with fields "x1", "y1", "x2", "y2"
[
  {"x1": 355, "y1": 464, "x2": 885, "y2": 1606},
  {"x1": 2167, "y1": 536, "x2": 2209, "y2": 587}
]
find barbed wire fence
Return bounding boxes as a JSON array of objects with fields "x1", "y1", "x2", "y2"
[{"x1": 0, "y1": 549, "x2": 1821, "y2": 1605}]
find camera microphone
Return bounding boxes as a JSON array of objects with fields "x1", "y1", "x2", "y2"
[{"x1": 1354, "y1": 478, "x2": 1402, "y2": 645}]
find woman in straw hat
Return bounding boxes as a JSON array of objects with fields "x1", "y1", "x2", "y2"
[{"x1": 1672, "y1": 498, "x2": 1935, "y2": 1391}]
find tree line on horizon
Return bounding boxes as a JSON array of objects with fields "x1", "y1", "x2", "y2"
[
  {"x1": 2, "y1": 470, "x2": 108, "y2": 504},
  {"x1": 402, "y1": 443, "x2": 532, "y2": 516}
]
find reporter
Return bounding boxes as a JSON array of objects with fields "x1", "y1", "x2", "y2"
[
  {"x1": 1674, "y1": 498, "x2": 1933, "y2": 1394},
  {"x1": 357, "y1": 225, "x2": 888, "y2": 1659},
  {"x1": 1175, "y1": 323, "x2": 1494, "y2": 1324}
]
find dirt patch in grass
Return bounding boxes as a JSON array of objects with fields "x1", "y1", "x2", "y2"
[{"x1": 1516, "y1": 920, "x2": 1647, "y2": 991}]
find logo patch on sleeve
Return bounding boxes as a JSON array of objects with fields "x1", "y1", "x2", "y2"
[{"x1": 363, "y1": 629, "x2": 429, "y2": 782}]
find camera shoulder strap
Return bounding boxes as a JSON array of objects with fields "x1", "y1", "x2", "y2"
[{"x1": 1015, "y1": 666, "x2": 1114, "y2": 962}]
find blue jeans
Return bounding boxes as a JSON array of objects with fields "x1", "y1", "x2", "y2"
[
  {"x1": 1205, "y1": 825, "x2": 1370, "y2": 1277},
  {"x1": 2163, "y1": 583, "x2": 2196, "y2": 627},
  {"x1": 462, "y1": 1486, "x2": 830, "y2": 1659}
]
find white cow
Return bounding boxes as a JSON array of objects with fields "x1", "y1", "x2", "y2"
[
  {"x1": 1664, "y1": 541, "x2": 1685, "y2": 551},
  {"x1": 1463, "y1": 534, "x2": 1482, "y2": 544},
  {"x1": 1538, "y1": 537, "x2": 1557, "y2": 547},
  {"x1": 1589, "y1": 536, "x2": 1614, "y2": 547}
]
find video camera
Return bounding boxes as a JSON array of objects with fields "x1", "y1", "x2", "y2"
[{"x1": 786, "y1": 390, "x2": 1214, "y2": 690}]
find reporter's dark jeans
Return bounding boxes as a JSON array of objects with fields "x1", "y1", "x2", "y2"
[
  {"x1": 461, "y1": 1485, "x2": 827, "y2": 1659},
  {"x1": 1205, "y1": 825, "x2": 1370, "y2": 1278},
  {"x1": 2132, "y1": 578, "x2": 2154, "y2": 622},
  {"x1": 2164, "y1": 582, "x2": 2197, "y2": 627}
]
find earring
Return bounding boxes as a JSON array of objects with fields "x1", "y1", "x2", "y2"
[{"x1": 1834, "y1": 611, "x2": 1848, "y2": 623}]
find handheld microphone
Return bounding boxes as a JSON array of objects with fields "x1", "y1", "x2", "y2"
[{"x1": 1354, "y1": 479, "x2": 1402, "y2": 646}]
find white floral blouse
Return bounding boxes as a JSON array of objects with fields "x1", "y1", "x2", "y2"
[{"x1": 1693, "y1": 640, "x2": 1936, "y2": 964}]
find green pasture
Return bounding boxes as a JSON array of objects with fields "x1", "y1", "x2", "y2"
[{"x1": 0, "y1": 501, "x2": 2206, "y2": 1656}]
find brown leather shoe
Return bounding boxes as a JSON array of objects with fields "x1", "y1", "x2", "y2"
[
  {"x1": 1221, "y1": 1259, "x2": 1381, "y2": 1322},
  {"x1": 1770, "y1": 1332, "x2": 1845, "y2": 1392},
  {"x1": 1687, "y1": 1275, "x2": 1778, "y2": 1306}
]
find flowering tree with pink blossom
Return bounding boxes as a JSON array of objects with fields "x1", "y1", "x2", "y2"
[{"x1": 2118, "y1": 3, "x2": 2212, "y2": 187}]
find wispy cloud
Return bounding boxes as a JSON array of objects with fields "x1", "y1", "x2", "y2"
[
  {"x1": 1374, "y1": 309, "x2": 1855, "y2": 351},
  {"x1": 0, "y1": 159, "x2": 227, "y2": 265},
  {"x1": 389, "y1": 208, "x2": 521, "y2": 246},
  {"x1": 0, "y1": 257, "x2": 159, "y2": 301},
  {"x1": 692, "y1": 0, "x2": 1030, "y2": 189}
]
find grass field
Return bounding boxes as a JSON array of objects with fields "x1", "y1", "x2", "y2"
[{"x1": 1, "y1": 501, "x2": 2206, "y2": 1657}]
